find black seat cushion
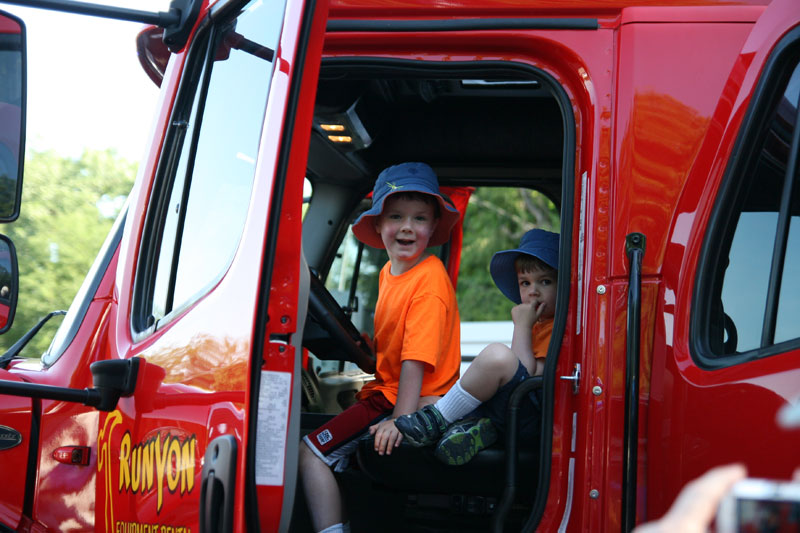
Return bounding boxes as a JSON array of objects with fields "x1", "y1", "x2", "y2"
[{"x1": 355, "y1": 436, "x2": 539, "y2": 495}]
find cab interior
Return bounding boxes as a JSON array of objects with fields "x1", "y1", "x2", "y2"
[{"x1": 293, "y1": 59, "x2": 571, "y2": 532}]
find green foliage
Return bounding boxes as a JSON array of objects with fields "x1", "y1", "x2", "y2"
[
  {"x1": 0, "y1": 149, "x2": 135, "y2": 356},
  {"x1": 456, "y1": 187, "x2": 559, "y2": 322}
]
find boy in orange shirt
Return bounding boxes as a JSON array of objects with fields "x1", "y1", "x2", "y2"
[
  {"x1": 299, "y1": 162, "x2": 462, "y2": 533},
  {"x1": 396, "y1": 229, "x2": 559, "y2": 465}
]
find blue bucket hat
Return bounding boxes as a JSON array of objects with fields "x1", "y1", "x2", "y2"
[
  {"x1": 490, "y1": 229, "x2": 559, "y2": 304},
  {"x1": 351, "y1": 162, "x2": 461, "y2": 249}
]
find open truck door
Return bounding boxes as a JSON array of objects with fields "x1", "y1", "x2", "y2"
[{"x1": 96, "y1": 0, "x2": 328, "y2": 531}]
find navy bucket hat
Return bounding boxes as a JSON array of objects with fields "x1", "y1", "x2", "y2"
[
  {"x1": 490, "y1": 229, "x2": 560, "y2": 304},
  {"x1": 351, "y1": 162, "x2": 461, "y2": 249}
]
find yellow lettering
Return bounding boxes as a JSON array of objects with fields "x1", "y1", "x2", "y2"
[
  {"x1": 142, "y1": 439, "x2": 155, "y2": 492},
  {"x1": 119, "y1": 432, "x2": 131, "y2": 492},
  {"x1": 131, "y1": 444, "x2": 141, "y2": 493},
  {"x1": 155, "y1": 435, "x2": 169, "y2": 513},
  {"x1": 167, "y1": 438, "x2": 181, "y2": 492},
  {"x1": 180, "y1": 437, "x2": 195, "y2": 494}
]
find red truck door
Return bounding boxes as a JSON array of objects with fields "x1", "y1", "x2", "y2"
[
  {"x1": 647, "y1": 0, "x2": 800, "y2": 521},
  {"x1": 94, "y1": 0, "x2": 327, "y2": 531}
]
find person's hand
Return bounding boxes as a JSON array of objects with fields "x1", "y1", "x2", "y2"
[
  {"x1": 633, "y1": 463, "x2": 746, "y2": 533},
  {"x1": 369, "y1": 418, "x2": 402, "y2": 455},
  {"x1": 511, "y1": 301, "x2": 544, "y2": 329}
]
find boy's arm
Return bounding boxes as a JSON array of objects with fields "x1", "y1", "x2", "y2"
[
  {"x1": 510, "y1": 302, "x2": 544, "y2": 374},
  {"x1": 370, "y1": 359, "x2": 425, "y2": 455}
]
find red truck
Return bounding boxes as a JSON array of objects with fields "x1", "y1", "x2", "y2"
[{"x1": 0, "y1": 0, "x2": 799, "y2": 531}]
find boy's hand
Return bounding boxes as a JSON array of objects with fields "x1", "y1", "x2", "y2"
[
  {"x1": 511, "y1": 301, "x2": 544, "y2": 329},
  {"x1": 369, "y1": 418, "x2": 403, "y2": 455}
]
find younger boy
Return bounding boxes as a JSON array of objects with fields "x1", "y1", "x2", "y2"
[
  {"x1": 395, "y1": 228, "x2": 559, "y2": 465},
  {"x1": 299, "y1": 162, "x2": 462, "y2": 533}
]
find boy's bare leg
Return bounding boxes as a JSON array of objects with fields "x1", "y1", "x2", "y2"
[
  {"x1": 460, "y1": 343, "x2": 522, "y2": 401},
  {"x1": 395, "y1": 343, "x2": 522, "y2": 447},
  {"x1": 299, "y1": 442, "x2": 345, "y2": 531}
]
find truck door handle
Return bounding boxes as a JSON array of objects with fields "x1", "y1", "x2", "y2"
[
  {"x1": 200, "y1": 435, "x2": 237, "y2": 533},
  {"x1": 559, "y1": 363, "x2": 581, "y2": 395}
]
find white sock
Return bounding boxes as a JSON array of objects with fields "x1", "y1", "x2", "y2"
[
  {"x1": 319, "y1": 523, "x2": 350, "y2": 533},
  {"x1": 435, "y1": 380, "x2": 481, "y2": 423}
]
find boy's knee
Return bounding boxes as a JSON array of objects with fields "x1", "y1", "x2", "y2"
[{"x1": 476, "y1": 343, "x2": 517, "y2": 369}]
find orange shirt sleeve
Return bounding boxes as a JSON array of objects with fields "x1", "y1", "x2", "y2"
[{"x1": 532, "y1": 318, "x2": 554, "y2": 359}]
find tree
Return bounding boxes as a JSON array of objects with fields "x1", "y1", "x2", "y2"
[
  {"x1": 456, "y1": 187, "x2": 559, "y2": 322},
  {"x1": 0, "y1": 148, "x2": 135, "y2": 356}
]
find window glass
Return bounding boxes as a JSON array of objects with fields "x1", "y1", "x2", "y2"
[
  {"x1": 142, "y1": 0, "x2": 286, "y2": 327},
  {"x1": 325, "y1": 226, "x2": 386, "y2": 337},
  {"x1": 721, "y1": 212, "x2": 777, "y2": 352},
  {"x1": 775, "y1": 187, "x2": 800, "y2": 344},
  {"x1": 172, "y1": 2, "x2": 282, "y2": 308},
  {"x1": 705, "y1": 59, "x2": 800, "y2": 357}
]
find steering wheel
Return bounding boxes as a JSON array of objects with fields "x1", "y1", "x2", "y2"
[{"x1": 303, "y1": 269, "x2": 376, "y2": 374}]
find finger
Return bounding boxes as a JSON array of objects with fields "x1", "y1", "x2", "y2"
[
  {"x1": 374, "y1": 430, "x2": 386, "y2": 454},
  {"x1": 665, "y1": 464, "x2": 746, "y2": 531},
  {"x1": 384, "y1": 429, "x2": 401, "y2": 455},
  {"x1": 378, "y1": 430, "x2": 391, "y2": 455}
]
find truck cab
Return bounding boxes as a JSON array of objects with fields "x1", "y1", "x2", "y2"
[{"x1": 0, "y1": 0, "x2": 799, "y2": 531}]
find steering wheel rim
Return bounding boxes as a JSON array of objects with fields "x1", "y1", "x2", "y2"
[{"x1": 305, "y1": 270, "x2": 376, "y2": 374}]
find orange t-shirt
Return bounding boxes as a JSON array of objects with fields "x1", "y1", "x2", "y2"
[
  {"x1": 532, "y1": 318, "x2": 554, "y2": 359},
  {"x1": 357, "y1": 255, "x2": 461, "y2": 405}
]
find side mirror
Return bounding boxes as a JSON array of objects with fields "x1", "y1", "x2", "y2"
[
  {"x1": 90, "y1": 357, "x2": 140, "y2": 412},
  {"x1": 0, "y1": 234, "x2": 18, "y2": 333},
  {"x1": 0, "y1": 10, "x2": 25, "y2": 222}
]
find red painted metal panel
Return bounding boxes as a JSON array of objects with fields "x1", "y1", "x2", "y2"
[
  {"x1": 647, "y1": 0, "x2": 800, "y2": 523},
  {"x1": 0, "y1": 374, "x2": 30, "y2": 531}
]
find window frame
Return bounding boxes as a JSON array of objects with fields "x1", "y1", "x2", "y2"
[
  {"x1": 692, "y1": 26, "x2": 800, "y2": 369},
  {"x1": 131, "y1": 18, "x2": 213, "y2": 337}
]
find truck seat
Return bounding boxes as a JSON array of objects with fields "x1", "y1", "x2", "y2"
[{"x1": 355, "y1": 436, "x2": 539, "y2": 495}]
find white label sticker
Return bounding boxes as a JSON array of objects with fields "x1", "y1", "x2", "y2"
[
  {"x1": 255, "y1": 370, "x2": 291, "y2": 486},
  {"x1": 317, "y1": 429, "x2": 333, "y2": 446}
]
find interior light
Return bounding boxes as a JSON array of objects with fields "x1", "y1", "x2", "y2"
[
  {"x1": 327, "y1": 135, "x2": 353, "y2": 143},
  {"x1": 320, "y1": 124, "x2": 346, "y2": 132}
]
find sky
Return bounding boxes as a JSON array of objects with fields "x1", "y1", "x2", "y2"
[{"x1": 2, "y1": 1, "x2": 169, "y2": 161}]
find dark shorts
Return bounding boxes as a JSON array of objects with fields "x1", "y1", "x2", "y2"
[
  {"x1": 466, "y1": 360, "x2": 542, "y2": 442},
  {"x1": 303, "y1": 392, "x2": 393, "y2": 472}
]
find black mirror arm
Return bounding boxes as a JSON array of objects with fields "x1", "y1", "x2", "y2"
[
  {"x1": 0, "y1": 309, "x2": 66, "y2": 369},
  {"x1": 0, "y1": 357, "x2": 139, "y2": 411},
  {"x1": 1, "y1": 0, "x2": 201, "y2": 52}
]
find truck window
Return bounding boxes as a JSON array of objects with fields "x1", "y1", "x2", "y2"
[
  {"x1": 134, "y1": 0, "x2": 286, "y2": 332},
  {"x1": 695, "y1": 31, "x2": 800, "y2": 364}
]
